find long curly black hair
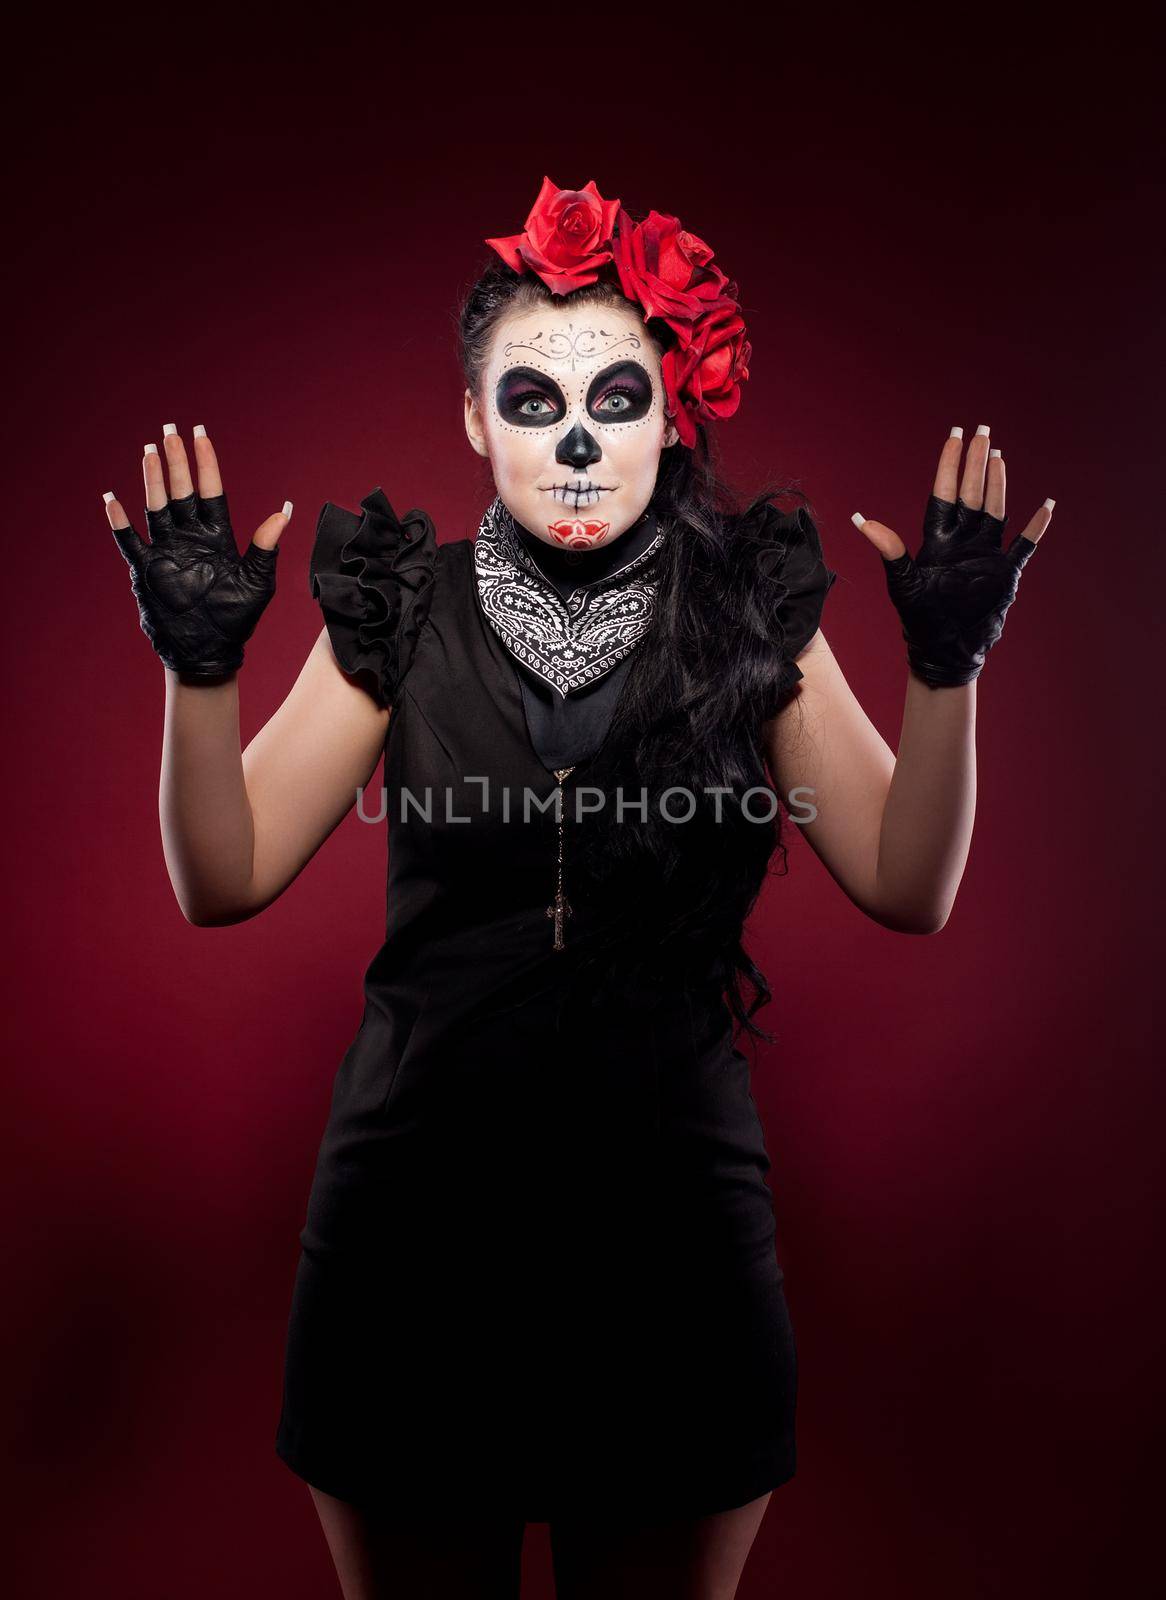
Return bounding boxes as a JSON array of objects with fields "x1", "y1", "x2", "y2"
[{"x1": 457, "y1": 258, "x2": 816, "y2": 1045}]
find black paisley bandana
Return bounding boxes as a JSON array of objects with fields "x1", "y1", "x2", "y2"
[{"x1": 474, "y1": 497, "x2": 667, "y2": 699}]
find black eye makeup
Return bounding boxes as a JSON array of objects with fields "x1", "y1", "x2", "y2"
[
  {"x1": 586, "y1": 360, "x2": 654, "y2": 424},
  {"x1": 495, "y1": 367, "x2": 567, "y2": 427}
]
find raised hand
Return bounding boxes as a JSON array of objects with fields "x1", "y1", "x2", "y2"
[
  {"x1": 851, "y1": 424, "x2": 1053, "y2": 688},
  {"x1": 104, "y1": 424, "x2": 291, "y2": 679}
]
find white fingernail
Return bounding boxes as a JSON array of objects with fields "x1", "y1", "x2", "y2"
[
  {"x1": 1043, "y1": 497, "x2": 1055, "y2": 511},
  {"x1": 949, "y1": 426, "x2": 963, "y2": 439},
  {"x1": 989, "y1": 448, "x2": 1002, "y2": 458},
  {"x1": 144, "y1": 443, "x2": 158, "y2": 455},
  {"x1": 975, "y1": 424, "x2": 991, "y2": 437},
  {"x1": 163, "y1": 423, "x2": 178, "y2": 436},
  {"x1": 282, "y1": 500, "x2": 294, "y2": 519},
  {"x1": 103, "y1": 491, "x2": 115, "y2": 503},
  {"x1": 193, "y1": 424, "x2": 207, "y2": 439},
  {"x1": 851, "y1": 512, "x2": 866, "y2": 529}
]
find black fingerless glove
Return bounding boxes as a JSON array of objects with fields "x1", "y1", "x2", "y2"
[
  {"x1": 883, "y1": 494, "x2": 1038, "y2": 689},
  {"x1": 112, "y1": 490, "x2": 278, "y2": 678}
]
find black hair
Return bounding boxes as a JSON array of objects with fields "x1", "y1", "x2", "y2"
[{"x1": 457, "y1": 258, "x2": 815, "y2": 1046}]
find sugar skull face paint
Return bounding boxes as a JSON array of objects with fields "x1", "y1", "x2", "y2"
[{"x1": 465, "y1": 300, "x2": 678, "y2": 551}]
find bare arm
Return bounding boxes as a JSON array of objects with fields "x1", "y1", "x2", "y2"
[
  {"x1": 159, "y1": 627, "x2": 389, "y2": 925},
  {"x1": 764, "y1": 424, "x2": 1052, "y2": 935},
  {"x1": 764, "y1": 630, "x2": 976, "y2": 933},
  {"x1": 107, "y1": 424, "x2": 390, "y2": 927}
]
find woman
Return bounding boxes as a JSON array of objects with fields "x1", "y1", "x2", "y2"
[{"x1": 105, "y1": 178, "x2": 1052, "y2": 1599}]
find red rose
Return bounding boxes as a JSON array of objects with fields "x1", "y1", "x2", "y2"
[
  {"x1": 662, "y1": 301, "x2": 752, "y2": 447},
  {"x1": 612, "y1": 209, "x2": 730, "y2": 333},
  {"x1": 485, "y1": 183, "x2": 753, "y2": 448},
  {"x1": 486, "y1": 176, "x2": 621, "y2": 294}
]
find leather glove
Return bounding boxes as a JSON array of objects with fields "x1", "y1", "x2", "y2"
[
  {"x1": 112, "y1": 490, "x2": 278, "y2": 677},
  {"x1": 883, "y1": 493, "x2": 1038, "y2": 688}
]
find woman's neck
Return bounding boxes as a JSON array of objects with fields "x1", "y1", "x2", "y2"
[{"x1": 513, "y1": 508, "x2": 659, "y2": 600}]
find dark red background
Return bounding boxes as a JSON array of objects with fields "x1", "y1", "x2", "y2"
[{"x1": 6, "y1": 18, "x2": 1161, "y2": 1597}]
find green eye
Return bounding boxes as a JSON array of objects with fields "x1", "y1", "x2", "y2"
[
  {"x1": 587, "y1": 370, "x2": 652, "y2": 423},
  {"x1": 496, "y1": 367, "x2": 568, "y2": 427}
]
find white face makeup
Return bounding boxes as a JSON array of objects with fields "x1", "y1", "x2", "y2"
[{"x1": 466, "y1": 301, "x2": 677, "y2": 551}]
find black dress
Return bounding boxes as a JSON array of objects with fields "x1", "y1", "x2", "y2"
[{"x1": 275, "y1": 487, "x2": 837, "y2": 1522}]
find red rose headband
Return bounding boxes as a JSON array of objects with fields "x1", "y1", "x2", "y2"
[{"x1": 485, "y1": 176, "x2": 751, "y2": 450}]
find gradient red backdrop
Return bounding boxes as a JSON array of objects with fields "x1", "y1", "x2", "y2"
[{"x1": 5, "y1": 19, "x2": 1161, "y2": 1598}]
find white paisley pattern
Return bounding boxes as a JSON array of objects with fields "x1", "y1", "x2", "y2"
[{"x1": 474, "y1": 498, "x2": 666, "y2": 699}]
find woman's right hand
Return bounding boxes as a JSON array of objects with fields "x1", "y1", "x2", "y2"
[{"x1": 105, "y1": 424, "x2": 291, "y2": 679}]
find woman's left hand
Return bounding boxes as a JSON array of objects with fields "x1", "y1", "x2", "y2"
[{"x1": 851, "y1": 424, "x2": 1054, "y2": 688}]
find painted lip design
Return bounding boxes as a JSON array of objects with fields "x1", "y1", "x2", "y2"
[
  {"x1": 546, "y1": 518, "x2": 611, "y2": 548},
  {"x1": 540, "y1": 479, "x2": 616, "y2": 510}
]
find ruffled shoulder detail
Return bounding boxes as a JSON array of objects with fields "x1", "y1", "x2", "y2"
[
  {"x1": 308, "y1": 487, "x2": 438, "y2": 710},
  {"x1": 737, "y1": 501, "x2": 839, "y2": 716}
]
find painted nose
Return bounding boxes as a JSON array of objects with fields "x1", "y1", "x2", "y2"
[{"x1": 555, "y1": 421, "x2": 602, "y2": 470}]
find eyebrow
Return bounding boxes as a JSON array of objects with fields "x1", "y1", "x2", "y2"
[
  {"x1": 496, "y1": 365, "x2": 565, "y2": 395},
  {"x1": 587, "y1": 358, "x2": 653, "y2": 392}
]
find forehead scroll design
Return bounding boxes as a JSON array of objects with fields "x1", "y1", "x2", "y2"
[{"x1": 502, "y1": 325, "x2": 643, "y2": 374}]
